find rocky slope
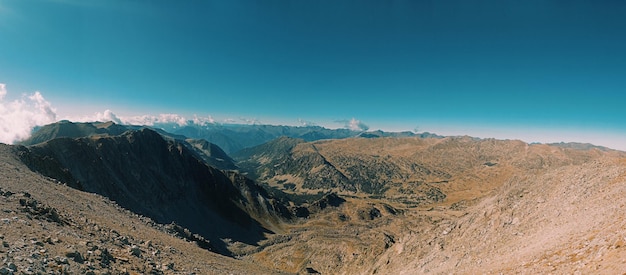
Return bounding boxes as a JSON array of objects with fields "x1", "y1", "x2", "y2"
[
  {"x1": 234, "y1": 135, "x2": 626, "y2": 274},
  {"x1": 0, "y1": 144, "x2": 285, "y2": 274},
  {"x1": 370, "y1": 155, "x2": 626, "y2": 274},
  {"x1": 14, "y1": 128, "x2": 290, "y2": 257},
  {"x1": 185, "y1": 138, "x2": 237, "y2": 170},
  {"x1": 251, "y1": 153, "x2": 626, "y2": 274}
]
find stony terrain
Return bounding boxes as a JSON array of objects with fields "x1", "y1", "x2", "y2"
[
  {"x1": 0, "y1": 144, "x2": 283, "y2": 274},
  {"x1": 377, "y1": 156, "x2": 626, "y2": 274},
  {"x1": 3, "y1": 121, "x2": 626, "y2": 274}
]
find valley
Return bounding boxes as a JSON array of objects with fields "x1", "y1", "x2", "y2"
[{"x1": 2, "y1": 121, "x2": 626, "y2": 274}]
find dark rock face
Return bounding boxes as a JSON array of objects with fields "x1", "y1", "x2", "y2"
[
  {"x1": 185, "y1": 138, "x2": 237, "y2": 170},
  {"x1": 18, "y1": 196, "x2": 66, "y2": 225},
  {"x1": 294, "y1": 207, "x2": 310, "y2": 218},
  {"x1": 17, "y1": 128, "x2": 289, "y2": 256},
  {"x1": 309, "y1": 193, "x2": 346, "y2": 211},
  {"x1": 15, "y1": 146, "x2": 81, "y2": 189},
  {"x1": 357, "y1": 207, "x2": 382, "y2": 220},
  {"x1": 305, "y1": 267, "x2": 321, "y2": 274},
  {"x1": 425, "y1": 187, "x2": 446, "y2": 202}
]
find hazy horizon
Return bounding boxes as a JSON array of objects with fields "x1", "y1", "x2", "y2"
[{"x1": 1, "y1": 1, "x2": 625, "y2": 150}]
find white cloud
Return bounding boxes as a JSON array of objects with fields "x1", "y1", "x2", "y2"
[
  {"x1": 30, "y1": 91, "x2": 58, "y2": 123},
  {"x1": 0, "y1": 84, "x2": 57, "y2": 144},
  {"x1": 70, "y1": 110, "x2": 219, "y2": 128},
  {"x1": 336, "y1": 118, "x2": 369, "y2": 131},
  {"x1": 96, "y1": 109, "x2": 122, "y2": 124},
  {"x1": 240, "y1": 117, "x2": 261, "y2": 125},
  {"x1": 192, "y1": 115, "x2": 215, "y2": 126},
  {"x1": 121, "y1": 113, "x2": 188, "y2": 126},
  {"x1": 67, "y1": 109, "x2": 123, "y2": 125}
]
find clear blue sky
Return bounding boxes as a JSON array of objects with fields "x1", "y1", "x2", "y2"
[{"x1": 1, "y1": 1, "x2": 625, "y2": 149}]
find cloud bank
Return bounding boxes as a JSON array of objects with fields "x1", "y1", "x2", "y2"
[
  {"x1": 0, "y1": 84, "x2": 58, "y2": 144},
  {"x1": 73, "y1": 110, "x2": 220, "y2": 128}
]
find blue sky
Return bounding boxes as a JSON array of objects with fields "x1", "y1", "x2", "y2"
[{"x1": 1, "y1": 1, "x2": 625, "y2": 149}]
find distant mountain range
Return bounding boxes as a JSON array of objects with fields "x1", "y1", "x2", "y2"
[
  {"x1": 154, "y1": 123, "x2": 443, "y2": 154},
  {"x1": 24, "y1": 120, "x2": 444, "y2": 154}
]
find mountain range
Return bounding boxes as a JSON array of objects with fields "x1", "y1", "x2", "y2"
[
  {"x1": 1, "y1": 120, "x2": 625, "y2": 274},
  {"x1": 156, "y1": 122, "x2": 442, "y2": 154}
]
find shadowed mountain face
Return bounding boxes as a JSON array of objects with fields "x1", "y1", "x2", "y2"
[
  {"x1": 185, "y1": 138, "x2": 237, "y2": 170},
  {"x1": 0, "y1": 145, "x2": 288, "y2": 274},
  {"x1": 16, "y1": 128, "x2": 289, "y2": 256}
]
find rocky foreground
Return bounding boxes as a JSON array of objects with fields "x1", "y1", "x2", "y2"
[{"x1": 0, "y1": 144, "x2": 283, "y2": 275}]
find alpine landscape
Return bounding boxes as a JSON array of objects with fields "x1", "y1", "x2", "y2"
[
  {"x1": 1, "y1": 121, "x2": 625, "y2": 274},
  {"x1": 2, "y1": 1, "x2": 626, "y2": 274}
]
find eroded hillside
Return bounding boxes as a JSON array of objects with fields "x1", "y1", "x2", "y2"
[
  {"x1": 234, "y1": 136, "x2": 626, "y2": 274},
  {"x1": 236, "y1": 136, "x2": 611, "y2": 204}
]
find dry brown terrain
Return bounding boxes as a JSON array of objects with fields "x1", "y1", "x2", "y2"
[
  {"x1": 236, "y1": 136, "x2": 626, "y2": 274},
  {"x1": 0, "y1": 144, "x2": 283, "y2": 274},
  {"x1": 2, "y1": 133, "x2": 626, "y2": 274}
]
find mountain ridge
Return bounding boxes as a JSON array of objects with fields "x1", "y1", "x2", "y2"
[{"x1": 16, "y1": 127, "x2": 291, "y2": 256}]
